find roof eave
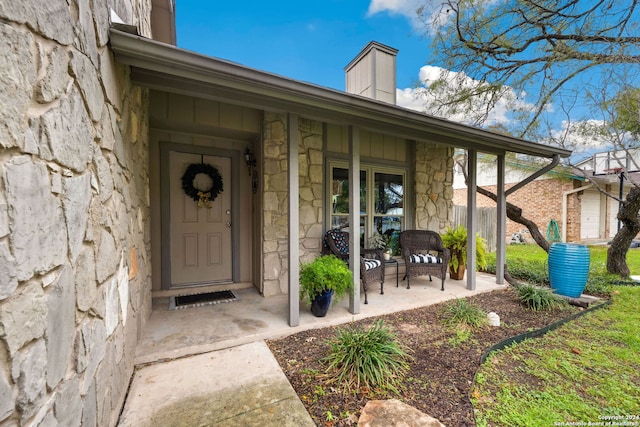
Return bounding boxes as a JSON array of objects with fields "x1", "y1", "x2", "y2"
[{"x1": 109, "y1": 29, "x2": 572, "y2": 159}]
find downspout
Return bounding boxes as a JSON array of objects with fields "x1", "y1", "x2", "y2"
[
  {"x1": 562, "y1": 183, "x2": 593, "y2": 242},
  {"x1": 505, "y1": 154, "x2": 560, "y2": 196}
]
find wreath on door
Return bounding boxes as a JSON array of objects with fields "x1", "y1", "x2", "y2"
[{"x1": 181, "y1": 163, "x2": 224, "y2": 208}]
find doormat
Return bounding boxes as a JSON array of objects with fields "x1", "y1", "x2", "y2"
[{"x1": 169, "y1": 289, "x2": 238, "y2": 310}]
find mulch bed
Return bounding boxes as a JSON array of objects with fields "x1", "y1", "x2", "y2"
[{"x1": 267, "y1": 287, "x2": 586, "y2": 426}]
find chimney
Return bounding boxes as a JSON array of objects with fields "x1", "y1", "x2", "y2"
[{"x1": 345, "y1": 41, "x2": 399, "y2": 104}]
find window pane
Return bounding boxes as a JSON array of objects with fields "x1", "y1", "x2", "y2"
[
  {"x1": 331, "y1": 216, "x2": 349, "y2": 230},
  {"x1": 330, "y1": 216, "x2": 366, "y2": 241},
  {"x1": 331, "y1": 168, "x2": 367, "y2": 214},
  {"x1": 373, "y1": 217, "x2": 402, "y2": 255},
  {"x1": 374, "y1": 172, "x2": 403, "y2": 215}
]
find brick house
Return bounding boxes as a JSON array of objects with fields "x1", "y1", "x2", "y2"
[{"x1": 453, "y1": 153, "x2": 630, "y2": 244}]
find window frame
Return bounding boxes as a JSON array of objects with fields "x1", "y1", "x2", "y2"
[{"x1": 327, "y1": 161, "x2": 407, "y2": 247}]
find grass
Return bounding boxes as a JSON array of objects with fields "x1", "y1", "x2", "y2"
[
  {"x1": 485, "y1": 244, "x2": 640, "y2": 295},
  {"x1": 472, "y1": 286, "x2": 640, "y2": 426},
  {"x1": 440, "y1": 298, "x2": 488, "y2": 328},
  {"x1": 513, "y1": 283, "x2": 569, "y2": 311},
  {"x1": 323, "y1": 320, "x2": 413, "y2": 394},
  {"x1": 473, "y1": 244, "x2": 640, "y2": 426}
]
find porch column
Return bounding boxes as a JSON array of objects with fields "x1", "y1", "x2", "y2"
[
  {"x1": 288, "y1": 113, "x2": 300, "y2": 327},
  {"x1": 496, "y1": 153, "x2": 506, "y2": 284},
  {"x1": 466, "y1": 149, "x2": 477, "y2": 290},
  {"x1": 348, "y1": 126, "x2": 361, "y2": 314}
]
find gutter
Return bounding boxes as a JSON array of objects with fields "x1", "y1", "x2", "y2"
[
  {"x1": 562, "y1": 184, "x2": 593, "y2": 242},
  {"x1": 505, "y1": 154, "x2": 561, "y2": 196}
]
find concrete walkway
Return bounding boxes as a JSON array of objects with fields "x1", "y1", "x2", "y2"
[
  {"x1": 118, "y1": 273, "x2": 504, "y2": 426},
  {"x1": 118, "y1": 341, "x2": 315, "y2": 426}
]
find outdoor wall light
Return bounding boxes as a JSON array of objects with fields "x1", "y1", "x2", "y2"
[
  {"x1": 244, "y1": 147, "x2": 258, "y2": 194},
  {"x1": 244, "y1": 148, "x2": 256, "y2": 176}
]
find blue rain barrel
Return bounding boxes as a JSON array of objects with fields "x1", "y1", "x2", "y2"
[{"x1": 548, "y1": 243, "x2": 590, "y2": 298}]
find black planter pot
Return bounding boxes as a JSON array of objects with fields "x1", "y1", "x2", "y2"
[{"x1": 311, "y1": 290, "x2": 334, "y2": 317}]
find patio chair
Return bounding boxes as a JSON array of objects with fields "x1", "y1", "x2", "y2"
[
  {"x1": 399, "y1": 230, "x2": 450, "y2": 291},
  {"x1": 323, "y1": 229, "x2": 385, "y2": 304}
]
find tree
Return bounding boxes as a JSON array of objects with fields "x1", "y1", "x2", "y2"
[
  {"x1": 421, "y1": 0, "x2": 640, "y2": 276},
  {"x1": 608, "y1": 186, "x2": 640, "y2": 276},
  {"x1": 426, "y1": 0, "x2": 640, "y2": 138},
  {"x1": 612, "y1": 88, "x2": 640, "y2": 138}
]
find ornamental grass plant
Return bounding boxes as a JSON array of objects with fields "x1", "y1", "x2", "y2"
[
  {"x1": 514, "y1": 283, "x2": 569, "y2": 311},
  {"x1": 323, "y1": 320, "x2": 413, "y2": 394},
  {"x1": 440, "y1": 298, "x2": 488, "y2": 329}
]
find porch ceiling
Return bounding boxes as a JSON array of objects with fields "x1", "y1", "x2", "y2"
[{"x1": 110, "y1": 29, "x2": 571, "y2": 159}]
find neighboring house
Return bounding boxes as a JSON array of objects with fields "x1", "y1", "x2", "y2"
[
  {"x1": 573, "y1": 149, "x2": 640, "y2": 240},
  {"x1": 453, "y1": 154, "x2": 588, "y2": 243},
  {"x1": 453, "y1": 150, "x2": 640, "y2": 245},
  {"x1": 0, "y1": 1, "x2": 569, "y2": 426}
]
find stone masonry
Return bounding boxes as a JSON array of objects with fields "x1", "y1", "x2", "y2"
[
  {"x1": 261, "y1": 119, "x2": 454, "y2": 297},
  {"x1": 261, "y1": 114, "x2": 324, "y2": 296},
  {"x1": 0, "y1": 1, "x2": 152, "y2": 426},
  {"x1": 415, "y1": 142, "x2": 454, "y2": 233}
]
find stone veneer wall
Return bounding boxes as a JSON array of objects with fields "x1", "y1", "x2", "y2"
[
  {"x1": 0, "y1": 1, "x2": 152, "y2": 426},
  {"x1": 262, "y1": 113, "x2": 324, "y2": 297},
  {"x1": 414, "y1": 142, "x2": 454, "y2": 232}
]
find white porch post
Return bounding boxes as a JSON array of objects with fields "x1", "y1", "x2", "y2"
[
  {"x1": 287, "y1": 113, "x2": 300, "y2": 327},
  {"x1": 348, "y1": 126, "x2": 361, "y2": 314},
  {"x1": 496, "y1": 153, "x2": 506, "y2": 285},
  {"x1": 466, "y1": 149, "x2": 477, "y2": 290}
]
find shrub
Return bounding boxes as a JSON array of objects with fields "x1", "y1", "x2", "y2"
[
  {"x1": 440, "y1": 298, "x2": 487, "y2": 328},
  {"x1": 323, "y1": 320, "x2": 412, "y2": 394},
  {"x1": 299, "y1": 255, "x2": 353, "y2": 305},
  {"x1": 441, "y1": 225, "x2": 488, "y2": 271},
  {"x1": 514, "y1": 284, "x2": 568, "y2": 311},
  {"x1": 484, "y1": 255, "x2": 549, "y2": 285}
]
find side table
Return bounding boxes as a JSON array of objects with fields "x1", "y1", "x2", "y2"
[{"x1": 384, "y1": 258, "x2": 399, "y2": 287}]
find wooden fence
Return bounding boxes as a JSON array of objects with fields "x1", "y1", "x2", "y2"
[{"x1": 453, "y1": 205, "x2": 497, "y2": 253}]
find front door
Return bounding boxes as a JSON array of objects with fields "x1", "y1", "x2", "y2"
[{"x1": 169, "y1": 151, "x2": 232, "y2": 287}]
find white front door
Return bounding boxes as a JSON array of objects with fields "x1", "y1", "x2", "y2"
[{"x1": 169, "y1": 151, "x2": 232, "y2": 287}]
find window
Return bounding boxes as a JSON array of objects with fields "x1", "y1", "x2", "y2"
[{"x1": 330, "y1": 163, "x2": 405, "y2": 253}]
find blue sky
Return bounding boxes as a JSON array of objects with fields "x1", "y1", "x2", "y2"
[
  {"x1": 174, "y1": 1, "x2": 629, "y2": 159},
  {"x1": 175, "y1": 1, "x2": 428, "y2": 93}
]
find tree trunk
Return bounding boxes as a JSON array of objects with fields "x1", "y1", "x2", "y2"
[
  {"x1": 476, "y1": 186, "x2": 551, "y2": 252},
  {"x1": 607, "y1": 186, "x2": 640, "y2": 276}
]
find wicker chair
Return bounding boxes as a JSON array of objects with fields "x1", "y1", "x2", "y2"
[
  {"x1": 399, "y1": 230, "x2": 450, "y2": 291},
  {"x1": 323, "y1": 230, "x2": 385, "y2": 304}
]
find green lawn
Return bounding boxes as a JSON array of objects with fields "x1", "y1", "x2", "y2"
[
  {"x1": 485, "y1": 244, "x2": 640, "y2": 295},
  {"x1": 472, "y1": 286, "x2": 640, "y2": 427},
  {"x1": 474, "y1": 245, "x2": 640, "y2": 426}
]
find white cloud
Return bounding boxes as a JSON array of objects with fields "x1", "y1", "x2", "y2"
[
  {"x1": 549, "y1": 120, "x2": 613, "y2": 153},
  {"x1": 367, "y1": 0, "x2": 451, "y2": 32},
  {"x1": 367, "y1": 0, "x2": 420, "y2": 16},
  {"x1": 396, "y1": 65, "x2": 533, "y2": 127}
]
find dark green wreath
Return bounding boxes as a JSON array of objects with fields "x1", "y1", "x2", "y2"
[{"x1": 181, "y1": 163, "x2": 223, "y2": 206}]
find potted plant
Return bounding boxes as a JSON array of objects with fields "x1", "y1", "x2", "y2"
[
  {"x1": 368, "y1": 232, "x2": 393, "y2": 260},
  {"x1": 440, "y1": 225, "x2": 488, "y2": 280},
  {"x1": 300, "y1": 255, "x2": 354, "y2": 317}
]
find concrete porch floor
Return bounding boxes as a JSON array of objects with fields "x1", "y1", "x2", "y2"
[{"x1": 120, "y1": 273, "x2": 504, "y2": 426}]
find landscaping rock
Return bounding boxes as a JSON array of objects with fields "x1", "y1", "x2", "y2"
[{"x1": 358, "y1": 399, "x2": 446, "y2": 427}]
